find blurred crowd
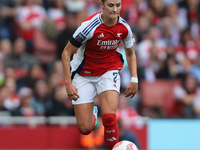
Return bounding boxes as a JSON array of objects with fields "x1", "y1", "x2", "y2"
[{"x1": 0, "y1": 0, "x2": 200, "y2": 126}]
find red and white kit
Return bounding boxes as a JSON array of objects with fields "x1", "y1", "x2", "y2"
[
  {"x1": 69, "y1": 11, "x2": 135, "y2": 104},
  {"x1": 70, "y1": 11, "x2": 135, "y2": 78}
]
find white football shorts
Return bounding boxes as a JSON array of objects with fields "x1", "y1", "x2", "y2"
[{"x1": 72, "y1": 70, "x2": 121, "y2": 105}]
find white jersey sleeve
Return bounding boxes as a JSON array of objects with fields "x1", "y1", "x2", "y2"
[
  {"x1": 120, "y1": 18, "x2": 135, "y2": 49},
  {"x1": 72, "y1": 16, "x2": 101, "y2": 45}
]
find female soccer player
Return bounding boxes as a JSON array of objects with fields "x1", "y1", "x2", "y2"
[{"x1": 62, "y1": 0, "x2": 138, "y2": 149}]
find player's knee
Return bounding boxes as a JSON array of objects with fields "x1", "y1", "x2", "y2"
[
  {"x1": 78, "y1": 124, "x2": 93, "y2": 135},
  {"x1": 102, "y1": 113, "x2": 117, "y2": 126}
]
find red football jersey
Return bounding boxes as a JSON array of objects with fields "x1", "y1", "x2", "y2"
[{"x1": 70, "y1": 12, "x2": 135, "y2": 78}]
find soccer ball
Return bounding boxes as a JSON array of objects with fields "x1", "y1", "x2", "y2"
[{"x1": 112, "y1": 140, "x2": 139, "y2": 150}]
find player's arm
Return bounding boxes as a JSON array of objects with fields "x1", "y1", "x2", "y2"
[
  {"x1": 62, "y1": 17, "x2": 93, "y2": 100},
  {"x1": 62, "y1": 41, "x2": 80, "y2": 100},
  {"x1": 124, "y1": 46, "x2": 138, "y2": 98}
]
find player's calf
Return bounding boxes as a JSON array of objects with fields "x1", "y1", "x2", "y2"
[{"x1": 102, "y1": 113, "x2": 119, "y2": 150}]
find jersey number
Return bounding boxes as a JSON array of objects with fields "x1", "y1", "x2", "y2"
[{"x1": 113, "y1": 72, "x2": 118, "y2": 83}]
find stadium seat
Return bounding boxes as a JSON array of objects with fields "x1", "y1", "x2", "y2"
[
  {"x1": 33, "y1": 29, "x2": 57, "y2": 64},
  {"x1": 140, "y1": 79, "x2": 181, "y2": 117}
]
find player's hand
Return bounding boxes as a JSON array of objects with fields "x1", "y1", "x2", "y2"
[
  {"x1": 125, "y1": 82, "x2": 138, "y2": 98},
  {"x1": 65, "y1": 83, "x2": 80, "y2": 101}
]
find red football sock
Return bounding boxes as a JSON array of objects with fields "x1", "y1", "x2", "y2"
[
  {"x1": 102, "y1": 113, "x2": 119, "y2": 150},
  {"x1": 79, "y1": 115, "x2": 96, "y2": 135}
]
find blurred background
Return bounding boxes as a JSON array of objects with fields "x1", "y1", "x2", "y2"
[{"x1": 0, "y1": 0, "x2": 200, "y2": 149}]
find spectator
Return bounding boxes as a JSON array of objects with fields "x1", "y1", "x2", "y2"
[
  {"x1": 57, "y1": 12, "x2": 78, "y2": 59},
  {"x1": 133, "y1": 15, "x2": 151, "y2": 43},
  {"x1": 179, "y1": 0, "x2": 200, "y2": 38},
  {"x1": 31, "y1": 79, "x2": 50, "y2": 116},
  {"x1": 64, "y1": 0, "x2": 86, "y2": 14},
  {"x1": 149, "y1": 0, "x2": 166, "y2": 26},
  {"x1": 3, "y1": 37, "x2": 40, "y2": 80},
  {"x1": 143, "y1": 7, "x2": 155, "y2": 26},
  {"x1": 15, "y1": 0, "x2": 47, "y2": 53},
  {"x1": 17, "y1": 64, "x2": 45, "y2": 89},
  {"x1": 48, "y1": 60, "x2": 64, "y2": 77},
  {"x1": 165, "y1": 2, "x2": 188, "y2": 32},
  {"x1": 87, "y1": 0, "x2": 102, "y2": 16},
  {"x1": 0, "y1": 0, "x2": 17, "y2": 40},
  {"x1": 47, "y1": 72, "x2": 63, "y2": 94},
  {"x1": 4, "y1": 67, "x2": 15, "y2": 79},
  {"x1": 119, "y1": 0, "x2": 138, "y2": 27},
  {"x1": 134, "y1": 0, "x2": 148, "y2": 15},
  {"x1": 160, "y1": 16, "x2": 180, "y2": 46},
  {"x1": 46, "y1": 85, "x2": 74, "y2": 116},
  {"x1": 189, "y1": 55, "x2": 200, "y2": 84},
  {"x1": 12, "y1": 86, "x2": 36, "y2": 117},
  {"x1": 175, "y1": 29, "x2": 199, "y2": 70},
  {"x1": 0, "y1": 39, "x2": 12, "y2": 59},
  {"x1": 0, "y1": 86, "x2": 10, "y2": 112},
  {"x1": 3, "y1": 77, "x2": 20, "y2": 110},
  {"x1": 136, "y1": 27, "x2": 167, "y2": 81},
  {"x1": 47, "y1": 0, "x2": 66, "y2": 32},
  {"x1": 173, "y1": 73, "x2": 200, "y2": 118},
  {"x1": 64, "y1": 0, "x2": 87, "y2": 26},
  {"x1": 117, "y1": 93, "x2": 141, "y2": 129},
  {"x1": 156, "y1": 46, "x2": 184, "y2": 79}
]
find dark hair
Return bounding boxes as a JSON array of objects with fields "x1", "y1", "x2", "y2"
[{"x1": 101, "y1": 0, "x2": 122, "y2": 4}]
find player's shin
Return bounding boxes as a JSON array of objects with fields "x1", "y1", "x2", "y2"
[{"x1": 102, "y1": 113, "x2": 119, "y2": 150}]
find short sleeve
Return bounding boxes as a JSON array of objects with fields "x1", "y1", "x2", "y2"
[
  {"x1": 122, "y1": 24, "x2": 135, "y2": 49},
  {"x1": 72, "y1": 17, "x2": 101, "y2": 47},
  {"x1": 72, "y1": 25, "x2": 88, "y2": 45}
]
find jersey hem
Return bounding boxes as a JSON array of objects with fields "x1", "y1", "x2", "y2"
[
  {"x1": 97, "y1": 88, "x2": 120, "y2": 95},
  {"x1": 72, "y1": 101, "x2": 95, "y2": 105}
]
